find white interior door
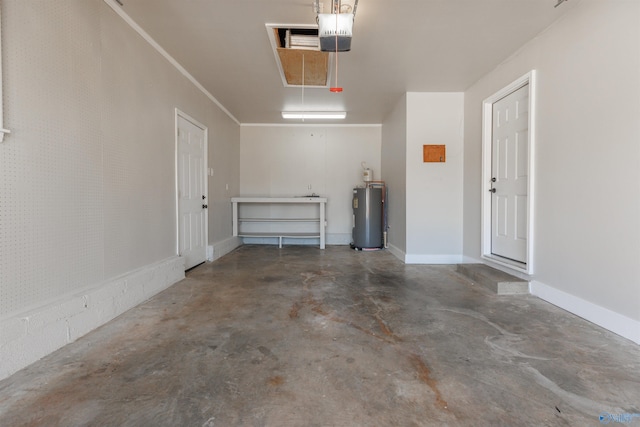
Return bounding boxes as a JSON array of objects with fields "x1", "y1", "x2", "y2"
[
  {"x1": 177, "y1": 114, "x2": 207, "y2": 270},
  {"x1": 490, "y1": 84, "x2": 529, "y2": 263}
]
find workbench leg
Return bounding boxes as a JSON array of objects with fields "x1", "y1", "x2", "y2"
[
  {"x1": 232, "y1": 202, "x2": 238, "y2": 236},
  {"x1": 319, "y1": 202, "x2": 326, "y2": 249}
]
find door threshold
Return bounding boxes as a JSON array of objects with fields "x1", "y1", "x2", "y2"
[{"x1": 482, "y1": 254, "x2": 528, "y2": 275}]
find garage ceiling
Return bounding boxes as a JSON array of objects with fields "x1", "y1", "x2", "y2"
[{"x1": 111, "y1": 0, "x2": 578, "y2": 124}]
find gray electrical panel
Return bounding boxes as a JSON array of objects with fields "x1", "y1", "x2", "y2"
[{"x1": 352, "y1": 187, "x2": 383, "y2": 249}]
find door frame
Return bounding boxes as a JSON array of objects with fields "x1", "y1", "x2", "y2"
[
  {"x1": 175, "y1": 108, "x2": 209, "y2": 261},
  {"x1": 481, "y1": 71, "x2": 536, "y2": 275}
]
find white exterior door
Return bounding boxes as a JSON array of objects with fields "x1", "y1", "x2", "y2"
[
  {"x1": 490, "y1": 84, "x2": 529, "y2": 263},
  {"x1": 177, "y1": 114, "x2": 207, "y2": 270}
]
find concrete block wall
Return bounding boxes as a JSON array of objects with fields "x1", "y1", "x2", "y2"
[{"x1": 0, "y1": 257, "x2": 184, "y2": 380}]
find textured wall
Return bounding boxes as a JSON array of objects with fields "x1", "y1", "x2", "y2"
[
  {"x1": 1, "y1": 1, "x2": 104, "y2": 316},
  {"x1": 0, "y1": 0, "x2": 239, "y2": 318}
]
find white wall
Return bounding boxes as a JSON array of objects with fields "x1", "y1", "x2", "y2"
[
  {"x1": 240, "y1": 125, "x2": 381, "y2": 244},
  {"x1": 206, "y1": 110, "x2": 241, "y2": 258},
  {"x1": 463, "y1": 0, "x2": 640, "y2": 342},
  {"x1": 0, "y1": 0, "x2": 240, "y2": 379},
  {"x1": 381, "y1": 93, "x2": 464, "y2": 263},
  {"x1": 381, "y1": 95, "x2": 407, "y2": 255},
  {"x1": 406, "y1": 93, "x2": 464, "y2": 263}
]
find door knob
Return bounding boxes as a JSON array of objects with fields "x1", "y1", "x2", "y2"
[
  {"x1": 202, "y1": 204, "x2": 208, "y2": 209},
  {"x1": 489, "y1": 188, "x2": 496, "y2": 193}
]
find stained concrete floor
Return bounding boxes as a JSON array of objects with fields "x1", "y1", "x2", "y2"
[{"x1": 1, "y1": 246, "x2": 639, "y2": 427}]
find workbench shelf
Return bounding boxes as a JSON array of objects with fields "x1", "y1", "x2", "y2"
[{"x1": 231, "y1": 197, "x2": 327, "y2": 249}]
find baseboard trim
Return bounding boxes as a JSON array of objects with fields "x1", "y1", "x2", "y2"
[
  {"x1": 0, "y1": 256, "x2": 185, "y2": 381},
  {"x1": 530, "y1": 280, "x2": 640, "y2": 345},
  {"x1": 208, "y1": 236, "x2": 242, "y2": 261}
]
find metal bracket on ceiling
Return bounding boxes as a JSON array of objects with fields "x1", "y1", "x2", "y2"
[
  {"x1": 554, "y1": 0, "x2": 567, "y2": 8},
  {"x1": 314, "y1": 0, "x2": 358, "y2": 17}
]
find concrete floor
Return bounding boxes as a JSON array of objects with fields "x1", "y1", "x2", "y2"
[{"x1": 1, "y1": 245, "x2": 639, "y2": 426}]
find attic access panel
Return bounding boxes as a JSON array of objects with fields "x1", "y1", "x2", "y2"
[
  {"x1": 266, "y1": 24, "x2": 331, "y2": 88},
  {"x1": 277, "y1": 49, "x2": 328, "y2": 86}
]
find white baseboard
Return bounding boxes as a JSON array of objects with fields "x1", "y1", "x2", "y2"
[
  {"x1": 208, "y1": 236, "x2": 242, "y2": 261},
  {"x1": 404, "y1": 254, "x2": 464, "y2": 264},
  {"x1": 0, "y1": 256, "x2": 185, "y2": 381},
  {"x1": 530, "y1": 280, "x2": 640, "y2": 345}
]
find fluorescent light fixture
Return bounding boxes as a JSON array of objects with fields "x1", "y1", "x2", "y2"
[{"x1": 282, "y1": 111, "x2": 346, "y2": 119}]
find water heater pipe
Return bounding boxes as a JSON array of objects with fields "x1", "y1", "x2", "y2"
[{"x1": 365, "y1": 180, "x2": 389, "y2": 248}]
